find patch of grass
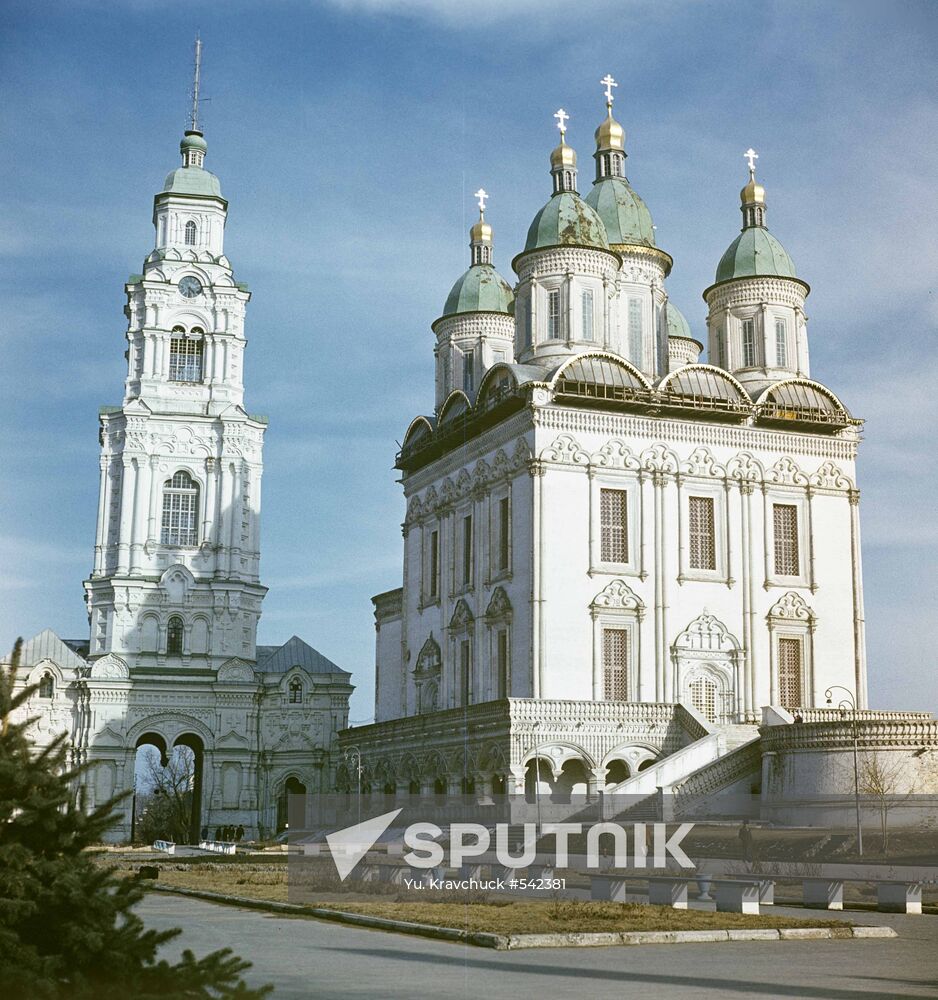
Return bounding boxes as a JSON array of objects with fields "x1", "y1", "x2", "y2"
[
  {"x1": 312, "y1": 900, "x2": 841, "y2": 934},
  {"x1": 150, "y1": 868, "x2": 842, "y2": 934}
]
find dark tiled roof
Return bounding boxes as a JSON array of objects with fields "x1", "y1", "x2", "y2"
[{"x1": 257, "y1": 635, "x2": 349, "y2": 676}]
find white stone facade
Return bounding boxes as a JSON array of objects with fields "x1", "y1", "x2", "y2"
[{"x1": 10, "y1": 127, "x2": 352, "y2": 842}]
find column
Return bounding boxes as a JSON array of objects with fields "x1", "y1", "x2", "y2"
[
  {"x1": 849, "y1": 490, "x2": 868, "y2": 708},
  {"x1": 202, "y1": 457, "x2": 218, "y2": 549},
  {"x1": 147, "y1": 456, "x2": 161, "y2": 546},
  {"x1": 129, "y1": 456, "x2": 150, "y2": 572},
  {"x1": 652, "y1": 472, "x2": 667, "y2": 701},
  {"x1": 228, "y1": 460, "x2": 242, "y2": 577},
  {"x1": 739, "y1": 483, "x2": 753, "y2": 719},
  {"x1": 93, "y1": 457, "x2": 109, "y2": 574},
  {"x1": 216, "y1": 461, "x2": 234, "y2": 579},
  {"x1": 116, "y1": 458, "x2": 134, "y2": 574}
]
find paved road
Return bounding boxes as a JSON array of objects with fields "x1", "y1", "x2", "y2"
[{"x1": 138, "y1": 894, "x2": 938, "y2": 999}]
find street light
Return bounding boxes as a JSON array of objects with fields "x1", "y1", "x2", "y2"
[
  {"x1": 345, "y1": 745, "x2": 363, "y2": 827},
  {"x1": 825, "y1": 685, "x2": 863, "y2": 857}
]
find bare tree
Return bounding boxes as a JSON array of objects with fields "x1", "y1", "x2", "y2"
[
  {"x1": 134, "y1": 745, "x2": 195, "y2": 845},
  {"x1": 858, "y1": 752, "x2": 912, "y2": 855}
]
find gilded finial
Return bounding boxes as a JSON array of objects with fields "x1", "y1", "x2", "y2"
[
  {"x1": 554, "y1": 108, "x2": 569, "y2": 139},
  {"x1": 601, "y1": 74, "x2": 618, "y2": 113}
]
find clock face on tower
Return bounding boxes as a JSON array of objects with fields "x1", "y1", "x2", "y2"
[{"x1": 178, "y1": 276, "x2": 203, "y2": 298}]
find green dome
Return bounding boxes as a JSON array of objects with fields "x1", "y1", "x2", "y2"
[
  {"x1": 181, "y1": 131, "x2": 208, "y2": 153},
  {"x1": 584, "y1": 177, "x2": 655, "y2": 248},
  {"x1": 665, "y1": 301, "x2": 692, "y2": 340},
  {"x1": 442, "y1": 263, "x2": 514, "y2": 318},
  {"x1": 523, "y1": 192, "x2": 609, "y2": 253},
  {"x1": 160, "y1": 166, "x2": 223, "y2": 199},
  {"x1": 715, "y1": 227, "x2": 796, "y2": 284}
]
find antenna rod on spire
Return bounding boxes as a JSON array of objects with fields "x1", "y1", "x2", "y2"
[{"x1": 190, "y1": 35, "x2": 202, "y2": 133}]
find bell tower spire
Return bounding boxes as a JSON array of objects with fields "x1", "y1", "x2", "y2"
[{"x1": 189, "y1": 34, "x2": 203, "y2": 134}]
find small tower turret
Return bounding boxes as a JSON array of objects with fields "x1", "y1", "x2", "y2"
[
  {"x1": 432, "y1": 190, "x2": 515, "y2": 407},
  {"x1": 704, "y1": 150, "x2": 810, "y2": 392}
]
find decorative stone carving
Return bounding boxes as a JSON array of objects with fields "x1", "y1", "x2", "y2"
[
  {"x1": 640, "y1": 444, "x2": 679, "y2": 474},
  {"x1": 672, "y1": 613, "x2": 740, "y2": 654},
  {"x1": 727, "y1": 452, "x2": 764, "y2": 482},
  {"x1": 681, "y1": 447, "x2": 725, "y2": 478},
  {"x1": 769, "y1": 457, "x2": 808, "y2": 486},
  {"x1": 485, "y1": 586, "x2": 513, "y2": 620},
  {"x1": 591, "y1": 579, "x2": 645, "y2": 613},
  {"x1": 90, "y1": 654, "x2": 130, "y2": 680},
  {"x1": 768, "y1": 591, "x2": 815, "y2": 622},
  {"x1": 541, "y1": 434, "x2": 590, "y2": 466},
  {"x1": 593, "y1": 439, "x2": 641, "y2": 470},
  {"x1": 216, "y1": 658, "x2": 256, "y2": 684},
  {"x1": 449, "y1": 599, "x2": 475, "y2": 630},
  {"x1": 810, "y1": 461, "x2": 853, "y2": 490}
]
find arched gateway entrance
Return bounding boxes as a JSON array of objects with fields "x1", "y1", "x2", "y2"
[{"x1": 131, "y1": 730, "x2": 205, "y2": 844}]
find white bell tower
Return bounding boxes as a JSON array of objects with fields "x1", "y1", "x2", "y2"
[{"x1": 84, "y1": 40, "x2": 267, "y2": 670}]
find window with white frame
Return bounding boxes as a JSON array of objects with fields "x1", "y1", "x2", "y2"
[
  {"x1": 581, "y1": 289, "x2": 594, "y2": 341},
  {"x1": 522, "y1": 297, "x2": 533, "y2": 350},
  {"x1": 461, "y1": 513, "x2": 473, "y2": 587},
  {"x1": 773, "y1": 503, "x2": 800, "y2": 576},
  {"x1": 600, "y1": 488, "x2": 629, "y2": 563},
  {"x1": 39, "y1": 672, "x2": 54, "y2": 699},
  {"x1": 463, "y1": 350, "x2": 474, "y2": 394},
  {"x1": 166, "y1": 615, "x2": 184, "y2": 655},
  {"x1": 289, "y1": 678, "x2": 303, "y2": 704},
  {"x1": 161, "y1": 471, "x2": 199, "y2": 546},
  {"x1": 602, "y1": 628, "x2": 629, "y2": 700},
  {"x1": 547, "y1": 288, "x2": 562, "y2": 339},
  {"x1": 775, "y1": 318, "x2": 788, "y2": 368},
  {"x1": 777, "y1": 636, "x2": 803, "y2": 709},
  {"x1": 496, "y1": 495, "x2": 510, "y2": 573},
  {"x1": 627, "y1": 298, "x2": 642, "y2": 361},
  {"x1": 742, "y1": 318, "x2": 756, "y2": 367},
  {"x1": 184, "y1": 220, "x2": 197, "y2": 246},
  {"x1": 169, "y1": 328, "x2": 204, "y2": 383},
  {"x1": 496, "y1": 628, "x2": 509, "y2": 699},
  {"x1": 688, "y1": 495, "x2": 716, "y2": 571}
]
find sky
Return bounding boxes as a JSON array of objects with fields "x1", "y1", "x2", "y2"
[{"x1": 1, "y1": 0, "x2": 936, "y2": 721}]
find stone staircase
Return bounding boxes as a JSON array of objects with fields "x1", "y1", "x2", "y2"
[{"x1": 716, "y1": 723, "x2": 761, "y2": 753}]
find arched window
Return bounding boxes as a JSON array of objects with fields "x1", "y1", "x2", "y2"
[
  {"x1": 289, "y1": 678, "x2": 303, "y2": 704},
  {"x1": 166, "y1": 616, "x2": 184, "y2": 655},
  {"x1": 161, "y1": 471, "x2": 199, "y2": 546},
  {"x1": 39, "y1": 672, "x2": 54, "y2": 699},
  {"x1": 168, "y1": 327, "x2": 204, "y2": 383},
  {"x1": 184, "y1": 220, "x2": 197, "y2": 245}
]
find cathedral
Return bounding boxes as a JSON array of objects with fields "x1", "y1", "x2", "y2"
[
  {"x1": 10, "y1": 60, "x2": 935, "y2": 841},
  {"x1": 10, "y1": 96, "x2": 353, "y2": 842},
  {"x1": 338, "y1": 80, "x2": 875, "y2": 806}
]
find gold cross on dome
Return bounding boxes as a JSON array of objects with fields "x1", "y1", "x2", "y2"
[
  {"x1": 744, "y1": 147, "x2": 759, "y2": 175},
  {"x1": 601, "y1": 74, "x2": 618, "y2": 105},
  {"x1": 474, "y1": 188, "x2": 488, "y2": 216},
  {"x1": 554, "y1": 108, "x2": 569, "y2": 137}
]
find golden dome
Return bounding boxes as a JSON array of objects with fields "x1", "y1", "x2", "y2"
[
  {"x1": 470, "y1": 218, "x2": 493, "y2": 243},
  {"x1": 740, "y1": 175, "x2": 765, "y2": 205},
  {"x1": 550, "y1": 140, "x2": 577, "y2": 170},
  {"x1": 595, "y1": 111, "x2": 624, "y2": 151}
]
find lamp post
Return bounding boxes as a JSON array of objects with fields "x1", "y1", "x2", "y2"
[
  {"x1": 345, "y1": 745, "x2": 363, "y2": 827},
  {"x1": 825, "y1": 685, "x2": 863, "y2": 857}
]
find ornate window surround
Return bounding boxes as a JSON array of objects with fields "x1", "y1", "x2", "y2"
[
  {"x1": 588, "y1": 471, "x2": 642, "y2": 579},
  {"x1": 447, "y1": 599, "x2": 475, "y2": 708},
  {"x1": 590, "y1": 579, "x2": 645, "y2": 701},
  {"x1": 485, "y1": 586, "x2": 513, "y2": 701},
  {"x1": 762, "y1": 485, "x2": 814, "y2": 592},
  {"x1": 670, "y1": 612, "x2": 742, "y2": 723},
  {"x1": 766, "y1": 591, "x2": 816, "y2": 709},
  {"x1": 678, "y1": 479, "x2": 729, "y2": 585}
]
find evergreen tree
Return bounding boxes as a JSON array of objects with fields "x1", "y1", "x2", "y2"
[{"x1": 0, "y1": 639, "x2": 272, "y2": 998}]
